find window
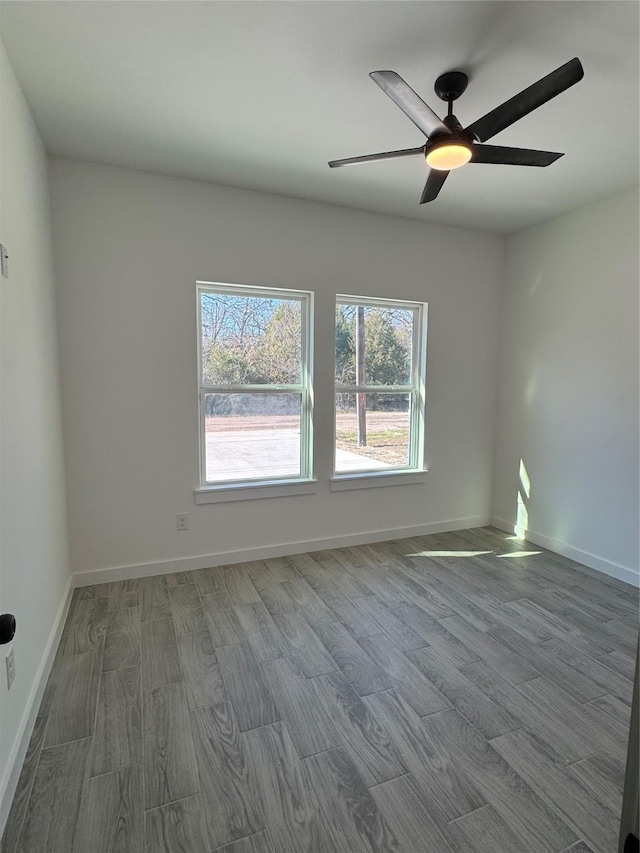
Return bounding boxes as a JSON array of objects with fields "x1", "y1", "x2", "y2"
[
  {"x1": 334, "y1": 295, "x2": 426, "y2": 476},
  {"x1": 197, "y1": 283, "x2": 313, "y2": 489}
]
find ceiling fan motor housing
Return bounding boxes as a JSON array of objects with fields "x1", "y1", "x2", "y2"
[{"x1": 434, "y1": 70, "x2": 469, "y2": 103}]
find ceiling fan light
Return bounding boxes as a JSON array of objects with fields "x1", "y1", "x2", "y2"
[{"x1": 426, "y1": 143, "x2": 472, "y2": 171}]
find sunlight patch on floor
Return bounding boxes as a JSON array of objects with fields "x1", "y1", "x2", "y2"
[
  {"x1": 407, "y1": 550, "x2": 493, "y2": 558},
  {"x1": 497, "y1": 551, "x2": 542, "y2": 558}
]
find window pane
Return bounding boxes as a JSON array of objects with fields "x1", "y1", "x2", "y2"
[
  {"x1": 204, "y1": 393, "x2": 301, "y2": 482},
  {"x1": 335, "y1": 304, "x2": 414, "y2": 386},
  {"x1": 335, "y1": 393, "x2": 411, "y2": 473},
  {"x1": 201, "y1": 292, "x2": 302, "y2": 385}
]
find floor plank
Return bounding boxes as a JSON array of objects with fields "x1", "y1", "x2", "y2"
[
  {"x1": 408, "y1": 645, "x2": 521, "y2": 739},
  {"x1": 517, "y1": 676, "x2": 627, "y2": 762},
  {"x1": 191, "y1": 701, "x2": 264, "y2": 849},
  {"x1": 141, "y1": 618, "x2": 181, "y2": 688},
  {"x1": 177, "y1": 627, "x2": 225, "y2": 709},
  {"x1": 371, "y1": 773, "x2": 456, "y2": 853},
  {"x1": 261, "y1": 556, "x2": 300, "y2": 582},
  {"x1": 542, "y1": 637, "x2": 633, "y2": 703},
  {"x1": 364, "y1": 688, "x2": 485, "y2": 825},
  {"x1": 260, "y1": 656, "x2": 341, "y2": 757},
  {"x1": 107, "y1": 578, "x2": 141, "y2": 610},
  {"x1": 501, "y1": 598, "x2": 576, "y2": 642},
  {"x1": 309, "y1": 671, "x2": 408, "y2": 786},
  {"x1": 143, "y1": 682, "x2": 199, "y2": 809},
  {"x1": 168, "y1": 582, "x2": 206, "y2": 636},
  {"x1": 288, "y1": 552, "x2": 333, "y2": 591},
  {"x1": 73, "y1": 582, "x2": 111, "y2": 601},
  {"x1": 215, "y1": 831, "x2": 275, "y2": 853},
  {"x1": 491, "y1": 626, "x2": 607, "y2": 703},
  {"x1": 385, "y1": 569, "x2": 456, "y2": 621},
  {"x1": 166, "y1": 570, "x2": 195, "y2": 586},
  {"x1": 305, "y1": 746, "x2": 402, "y2": 852},
  {"x1": 201, "y1": 591, "x2": 245, "y2": 647},
  {"x1": 43, "y1": 651, "x2": 101, "y2": 747},
  {"x1": 491, "y1": 727, "x2": 619, "y2": 853},
  {"x1": 598, "y1": 648, "x2": 636, "y2": 680},
  {"x1": 394, "y1": 605, "x2": 482, "y2": 665},
  {"x1": 270, "y1": 611, "x2": 338, "y2": 677},
  {"x1": 216, "y1": 642, "x2": 279, "y2": 731},
  {"x1": 17, "y1": 738, "x2": 91, "y2": 853},
  {"x1": 225, "y1": 564, "x2": 261, "y2": 604},
  {"x1": 1, "y1": 715, "x2": 48, "y2": 853},
  {"x1": 354, "y1": 596, "x2": 429, "y2": 652},
  {"x1": 280, "y1": 578, "x2": 335, "y2": 626},
  {"x1": 316, "y1": 589, "x2": 379, "y2": 637},
  {"x1": 243, "y1": 722, "x2": 339, "y2": 853},
  {"x1": 359, "y1": 632, "x2": 450, "y2": 715},
  {"x1": 313, "y1": 622, "x2": 390, "y2": 694},
  {"x1": 253, "y1": 575, "x2": 297, "y2": 618},
  {"x1": 59, "y1": 597, "x2": 108, "y2": 655},
  {"x1": 36, "y1": 675, "x2": 57, "y2": 720},
  {"x1": 145, "y1": 794, "x2": 209, "y2": 853},
  {"x1": 554, "y1": 605, "x2": 620, "y2": 654},
  {"x1": 448, "y1": 804, "x2": 531, "y2": 853},
  {"x1": 90, "y1": 666, "x2": 142, "y2": 776},
  {"x1": 586, "y1": 692, "x2": 632, "y2": 727},
  {"x1": 461, "y1": 661, "x2": 597, "y2": 764},
  {"x1": 234, "y1": 600, "x2": 287, "y2": 662},
  {"x1": 439, "y1": 614, "x2": 538, "y2": 683},
  {"x1": 421, "y1": 709, "x2": 577, "y2": 852},
  {"x1": 141, "y1": 575, "x2": 171, "y2": 621},
  {"x1": 192, "y1": 565, "x2": 226, "y2": 595},
  {"x1": 74, "y1": 764, "x2": 143, "y2": 853},
  {"x1": 102, "y1": 605, "x2": 141, "y2": 672},
  {"x1": 427, "y1": 581, "x2": 501, "y2": 632},
  {"x1": 568, "y1": 752, "x2": 625, "y2": 815}
]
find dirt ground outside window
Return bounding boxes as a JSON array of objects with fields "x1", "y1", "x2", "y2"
[{"x1": 206, "y1": 411, "x2": 409, "y2": 466}]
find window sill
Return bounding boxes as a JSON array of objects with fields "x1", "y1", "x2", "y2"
[
  {"x1": 329, "y1": 469, "x2": 428, "y2": 492},
  {"x1": 195, "y1": 479, "x2": 317, "y2": 504}
]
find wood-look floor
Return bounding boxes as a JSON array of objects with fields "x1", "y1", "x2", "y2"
[{"x1": 3, "y1": 527, "x2": 638, "y2": 853}]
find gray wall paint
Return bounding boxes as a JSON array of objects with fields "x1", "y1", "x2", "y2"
[
  {"x1": 0, "y1": 42, "x2": 70, "y2": 823},
  {"x1": 493, "y1": 188, "x2": 640, "y2": 583},
  {"x1": 49, "y1": 157, "x2": 504, "y2": 576}
]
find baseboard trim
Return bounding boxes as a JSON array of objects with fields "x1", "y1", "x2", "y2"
[
  {"x1": 0, "y1": 575, "x2": 74, "y2": 836},
  {"x1": 491, "y1": 515, "x2": 639, "y2": 588},
  {"x1": 72, "y1": 515, "x2": 491, "y2": 587}
]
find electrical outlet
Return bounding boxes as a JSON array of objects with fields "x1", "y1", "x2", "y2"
[
  {"x1": 6, "y1": 649, "x2": 15, "y2": 690},
  {"x1": 177, "y1": 513, "x2": 189, "y2": 531}
]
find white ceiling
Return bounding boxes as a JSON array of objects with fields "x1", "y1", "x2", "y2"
[{"x1": 1, "y1": 1, "x2": 638, "y2": 233}]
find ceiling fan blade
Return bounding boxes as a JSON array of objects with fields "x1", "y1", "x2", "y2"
[
  {"x1": 419, "y1": 169, "x2": 449, "y2": 204},
  {"x1": 471, "y1": 144, "x2": 564, "y2": 166},
  {"x1": 466, "y1": 57, "x2": 584, "y2": 143},
  {"x1": 370, "y1": 71, "x2": 451, "y2": 139},
  {"x1": 328, "y1": 146, "x2": 425, "y2": 168}
]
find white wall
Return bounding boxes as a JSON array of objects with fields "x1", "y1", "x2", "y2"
[
  {"x1": 49, "y1": 158, "x2": 504, "y2": 579},
  {"x1": 493, "y1": 188, "x2": 640, "y2": 585},
  {"x1": 0, "y1": 43, "x2": 71, "y2": 827}
]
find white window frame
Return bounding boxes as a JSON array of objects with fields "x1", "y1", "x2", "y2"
[
  {"x1": 196, "y1": 282, "x2": 314, "y2": 497},
  {"x1": 333, "y1": 294, "x2": 428, "y2": 482}
]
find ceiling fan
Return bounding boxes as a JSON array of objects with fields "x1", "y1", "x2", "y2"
[{"x1": 328, "y1": 58, "x2": 584, "y2": 203}]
